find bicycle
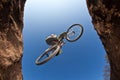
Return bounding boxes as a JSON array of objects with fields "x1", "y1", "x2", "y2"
[{"x1": 35, "y1": 24, "x2": 83, "y2": 65}]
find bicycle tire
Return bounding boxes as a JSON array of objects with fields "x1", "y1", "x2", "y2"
[
  {"x1": 66, "y1": 24, "x2": 83, "y2": 42},
  {"x1": 35, "y1": 45, "x2": 61, "y2": 65}
]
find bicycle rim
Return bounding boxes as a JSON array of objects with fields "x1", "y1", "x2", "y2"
[
  {"x1": 35, "y1": 45, "x2": 60, "y2": 65},
  {"x1": 66, "y1": 24, "x2": 83, "y2": 42}
]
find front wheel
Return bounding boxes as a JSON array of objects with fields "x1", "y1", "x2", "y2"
[
  {"x1": 35, "y1": 45, "x2": 61, "y2": 65},
  {"x1": 66, "y1": 24, "x2": 83, "y2": 42}
]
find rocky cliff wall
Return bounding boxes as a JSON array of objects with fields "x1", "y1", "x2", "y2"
[
  {"x1": 0, "y1": 0, "x2": 26, "y2": 80},
  {"x1": 86, "y1": 0, "x2": 120, "y2": 80}
]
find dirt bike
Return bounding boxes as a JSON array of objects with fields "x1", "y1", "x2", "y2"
[{"x1": 35, "y1": 24, "x2": 83, "y2": 65}]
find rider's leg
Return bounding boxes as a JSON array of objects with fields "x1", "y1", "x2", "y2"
[
  {"x1": 55, "y1": 41, "x2": 65, "y2": 56},
  {"x1": 55, "y1": 49, "x2": 62, "y2": 56}
]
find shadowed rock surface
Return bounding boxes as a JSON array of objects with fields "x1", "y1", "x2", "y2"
[
  {"x1": 86, "y1": 0, "x2": 120, "y2": 80},
  {"x1": 0, "y1": 0, "x2": 26, "y2": 80}
]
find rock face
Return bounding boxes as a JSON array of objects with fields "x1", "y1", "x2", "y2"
[
  {"x1": 0, "y1": 0, "x2": 26, "y2": 80},
  {"x1": 86, "y1": 0, "x2": 120, "y2": 80}
]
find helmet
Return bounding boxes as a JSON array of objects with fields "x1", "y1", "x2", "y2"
[{"x1": 50, "y1": 34, "x2": 57, "y2": 38}]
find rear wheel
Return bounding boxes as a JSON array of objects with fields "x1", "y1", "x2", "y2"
[
  {"x1": 35, "y1": 45, "x2": 61, "y2": 65},
  {"x1": 66, "y1": 24, "x2": 83, "y2": 42}
]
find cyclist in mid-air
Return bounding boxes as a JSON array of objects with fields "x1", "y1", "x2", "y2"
[{"x1": 35, "y1": 24, "x2": 83, "y2": 65}]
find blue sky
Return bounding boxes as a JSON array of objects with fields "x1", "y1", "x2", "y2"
[{"x1": 22, "y1": 0, "x2": 106, "y2": 80}]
